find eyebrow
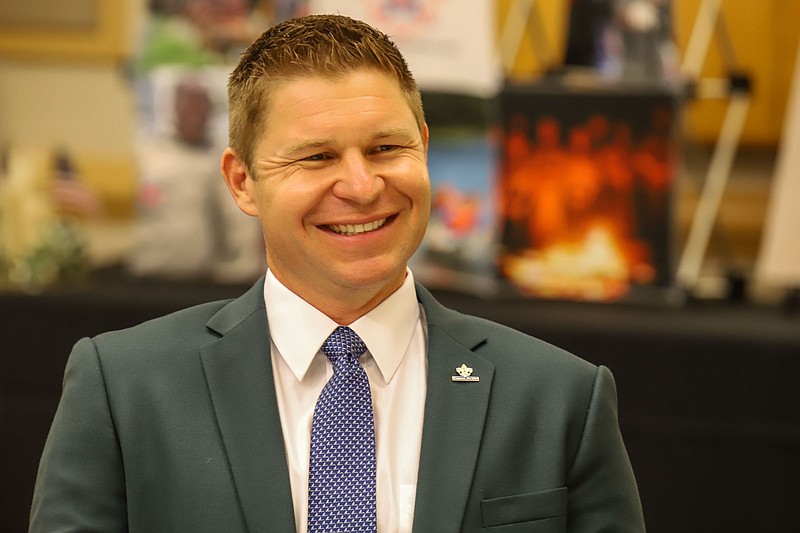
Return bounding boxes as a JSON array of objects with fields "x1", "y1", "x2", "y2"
[
  {"x1": 373, "y1": 127, "x2": 417, "y2": 140},
  {"x1": 279, "y1": 139, "x2": 331, "y2": 159}
]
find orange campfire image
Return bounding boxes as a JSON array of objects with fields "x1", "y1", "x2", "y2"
[{"x1": 499, "y1": 109, "x2": 673, "y2": 300}]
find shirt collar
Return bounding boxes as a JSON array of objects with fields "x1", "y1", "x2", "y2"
[{"x1": 264, "y1": 269, "x2": 420, "y2": 384}]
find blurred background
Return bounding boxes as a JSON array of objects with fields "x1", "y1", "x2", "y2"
[{"x1": 1, "y1": 1, "x2": 799, "y2": 532}]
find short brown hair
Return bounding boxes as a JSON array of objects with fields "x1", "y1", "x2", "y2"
[{"x1": 227, "y1": 14, "x2": 425, "y2": 173}]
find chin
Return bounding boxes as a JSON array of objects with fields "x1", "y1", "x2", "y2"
[{"x1": 334, "y1": 262, "x2": 406, "y2": 292}]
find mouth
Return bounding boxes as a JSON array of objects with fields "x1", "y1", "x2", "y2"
[{"x1": 327, "y1": 217, "x2": 389, "y2": 236}]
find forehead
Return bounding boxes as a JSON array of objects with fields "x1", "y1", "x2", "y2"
[{"x1": 264, "y1": 70, "x2": 415, "y2": 126}]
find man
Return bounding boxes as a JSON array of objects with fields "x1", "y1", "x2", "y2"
[{"x1": 30, "y1": 14, "x2": 645, "y2": 532}]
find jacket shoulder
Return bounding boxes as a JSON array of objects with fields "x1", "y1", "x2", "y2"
[
  {"x1": 89, "y1": 277, "x2": 266, "y2": 362},
  {"x1": 88, "y1": 299, "x2": 234, "y2": 364}
]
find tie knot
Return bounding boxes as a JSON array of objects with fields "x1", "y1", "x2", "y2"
[{"x1": 321, "y1": 326, "x2": 367, "y2": 366}]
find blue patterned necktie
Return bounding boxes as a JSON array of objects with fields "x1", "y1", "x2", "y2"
[{"x1": 308, "y1": 326, "x2": 377, "y2": 533}]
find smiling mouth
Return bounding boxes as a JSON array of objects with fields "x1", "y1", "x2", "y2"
[{"x1": 327, "y1": 217, "x2": 387, "y2": 236}]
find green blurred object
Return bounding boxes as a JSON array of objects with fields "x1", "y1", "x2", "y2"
[{"x1": 1, "y1": 222, "x2": 89, "y2": 294}]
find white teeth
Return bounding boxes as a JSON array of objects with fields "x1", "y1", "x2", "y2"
[{"x1": 329, "y1": 218, "x2": 386, "y2": 236}]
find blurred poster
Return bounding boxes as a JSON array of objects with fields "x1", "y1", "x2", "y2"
[
  {"x1": 126, "y1": 0, "x2": 275, "y2": 284},
  {"x1": 497, "y1": 82, "x2": 679, "y2": 301},
  {"x1": 565, "y1": 0, "x2": 678, "y2": 83},
  {"x1": 128, "y1": 67, "x2": 266, "y2": 284},
  {"x1": 755, "y1": 41, "x2": 800, "y2": 289},
  {"x1": 307, "y1": 0, "x2": 501, "y2": 97},
  {"x1": 410, "y1": 93, "x2": 500, "y2": 295},
  {"x1": 564, "y1": 0, "x2": 615, "y2": 69}
]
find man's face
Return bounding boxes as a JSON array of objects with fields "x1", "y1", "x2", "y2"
[
  {"x1": 174, "y1": 84, "x2": 210, "y2": 145},
  {"x1": 232, "y1": 69, "x2": 430, "y2": 308}
]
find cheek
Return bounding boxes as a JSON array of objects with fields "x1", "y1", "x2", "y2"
[
  {"x1": 407, "y1": 169, "x2": 432, "y2": 210},
  {"x1": 420, "y1": 175, "x2": 432, "y2": 204},
  {"x1": 260, "y1": 185, "x2": 325, "y2": 245}
]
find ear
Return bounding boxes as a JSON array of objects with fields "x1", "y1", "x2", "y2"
[
  {"x1": 422, "y1": 123, "x2": 429, "y2": 152},
  {"x1": 221, "y1": 147, "x2": 259, "y2": 217}
]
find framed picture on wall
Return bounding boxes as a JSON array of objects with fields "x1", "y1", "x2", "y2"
[{"x1": 0, "y1": 0, "x2": 127, "y2": 62}]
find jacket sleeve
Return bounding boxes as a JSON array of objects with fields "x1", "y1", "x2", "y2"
[
  {"x1": 29, "y1": 337, "x2": 128, "y2": 533},
  {"x1": 566, "y1": 365, "x2": 646, "y2": 532}
]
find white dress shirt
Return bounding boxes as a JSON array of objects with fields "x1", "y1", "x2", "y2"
[{"x1": 264, "y1": 269, "x2": 428, "y2": 533}]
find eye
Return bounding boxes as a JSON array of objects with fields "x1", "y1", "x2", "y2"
[
  {"x1": 373, "y1": 145, "x2": 399, "y2": 153},
  {"x1": 302, "y1": 153, "x2": 330, "y2": 162}
]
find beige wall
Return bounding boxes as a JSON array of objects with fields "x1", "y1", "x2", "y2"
[
  {"x1": 0, "y1": 62, "x2": 137, "y2": 155},
  {"x1": 0, "y1": 0, "x2": 142, "y2": 215},
  {"x1": 0, "y1": 62, "x2": 138, "y2": 214}
]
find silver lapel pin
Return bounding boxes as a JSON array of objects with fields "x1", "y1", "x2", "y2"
[{"x1": 451, "y1": 363, "x2": 480, "y2": 382}]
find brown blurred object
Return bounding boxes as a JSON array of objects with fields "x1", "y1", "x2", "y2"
[{"x1": 51, "y1": 150, "x2": 105, "y2": 219}]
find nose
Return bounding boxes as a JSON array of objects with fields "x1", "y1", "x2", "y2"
[{"x1": 332, "y1": 151, "x2": 385, "y2": 204}]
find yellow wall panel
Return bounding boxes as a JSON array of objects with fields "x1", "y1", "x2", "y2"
[
  {"x1": 497, "y1": 0, "x2": 568, "y2": 77},
  {"x1": 674, "y1": 0, "x2": 800, "y2": 145}
]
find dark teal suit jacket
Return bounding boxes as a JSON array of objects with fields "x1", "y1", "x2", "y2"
[{"x1": 30, "y1": 279, "x2": 645, "y2": 532}]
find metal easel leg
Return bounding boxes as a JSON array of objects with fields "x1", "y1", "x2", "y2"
[
  {"x1": 676, "y1": 87, "x2": 751, "y2": 290},
  {"x1": 682, "y1": 0, "x2": 723, "y2": 79},
  {"x1": 675, "y1": 0, "x2": 751, "y2": 294}
]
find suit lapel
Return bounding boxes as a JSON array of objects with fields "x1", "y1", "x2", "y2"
[
  {"x1": 412, "y1": 285, "x2": 495, "y2": 532},
  {"x1": 199, "y1": 279, "x2": 296, "y2": 533}
]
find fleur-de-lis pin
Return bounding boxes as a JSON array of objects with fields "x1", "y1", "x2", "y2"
[{"x1": 452, "y1": 363, "x2": 480, "y2": 382}]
